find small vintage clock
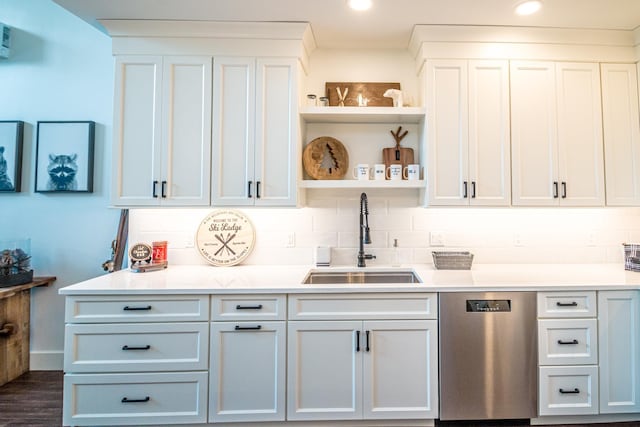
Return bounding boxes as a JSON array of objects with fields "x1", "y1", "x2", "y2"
[{"x1": 196, "y1": 209, "x2": 256, "y2": 266}]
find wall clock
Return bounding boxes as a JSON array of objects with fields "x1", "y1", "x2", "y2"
[{"x1": 196, "y1": 209, "x2": 256, "y2": 266}]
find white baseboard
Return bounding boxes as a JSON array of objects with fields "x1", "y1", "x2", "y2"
[{"x1": 30, "y1": 350, "x2": 64, "y2": 370}]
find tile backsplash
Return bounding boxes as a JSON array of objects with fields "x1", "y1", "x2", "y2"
[{"x1": 128, "y1": 190, "x2": 640, "y2": 267}]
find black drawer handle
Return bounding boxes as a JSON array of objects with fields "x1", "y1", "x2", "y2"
[
  {"x1": 123, "y1": 305, "x2": 152, "y2": 311},
  {"x1": 355, "y1": 330, "x2": 360, "y2": 352},
  {"x1": 557, "y1": 339, "x2": 579, "y2": 345},
  {"x1": 152, "y1": 180, "x2": 158, "y2": 198},
  {"x1": 236, "y1": 304, "x2": 263, "y2": 310},
  {"x1": 559, "y1": 388, "x2": 580, "y2": 394},
  {"x1": 122, "y1": 345, "x2": 151, "y2": 351},
  {"x1": 556, "y1": 302, "x2": 578, "y2": 307},
  {"x1": 234, "y1": 325, "x2": 262, "y2": 331},
  {"x1": 122, "y1": 396, "x2": 150, "y2": 403},
  {"x1": 365, "y1": 330, "x2": 370, "y2": 352}
]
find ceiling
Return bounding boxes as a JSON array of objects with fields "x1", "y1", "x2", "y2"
[{"x1": 53, "y1": 0, "x2": 640, "y2": 49}]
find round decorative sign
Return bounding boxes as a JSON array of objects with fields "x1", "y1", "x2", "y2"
[
  {"x1": 129, "y1": 243, "x2": 152, "y2": 265},
  {"x1": 196, "y1": 209, "x2": 256, "y2": 266}
]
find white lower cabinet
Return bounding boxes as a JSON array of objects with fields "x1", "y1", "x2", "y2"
[
  {"x1": 209, "y1": 295, "x2": 286, "y2": 423},
  {"x1": 286, "y1": 293, "x2": 438, "y2": 421},
  {"x1": 539, "y1": 365, "x2": 599, "y2": 416}
]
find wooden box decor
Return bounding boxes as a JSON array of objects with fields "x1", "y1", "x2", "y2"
[{"x1": 325, "y1": 82, "x2": 400, "y2": 107}]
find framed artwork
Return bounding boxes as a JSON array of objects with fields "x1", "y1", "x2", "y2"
[
  {"x1": 35, "y1": 121, "x2": 95, "y2": 193},
  {"x1": 0, "y1": 120, "x2": 24, "y2": 193}
]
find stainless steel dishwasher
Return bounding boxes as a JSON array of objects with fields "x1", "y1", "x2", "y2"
[{"x1": 439, "y1": 292, "x2": 538, "y2": 420}]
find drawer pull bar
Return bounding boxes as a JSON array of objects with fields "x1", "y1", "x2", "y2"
[
  {"x1": 365, "y1": 330, "x2": 370, "y2": 352},
  {"x1": 557, "y1": 339, "x2": 579, "y2": 345},
  {"x1": 234, "y1": 325, "x2": 262, "y2": 331},
  {"x1": 355, "y1": 330, "x2": 360, "y2": 352},
  {"x1": 235, "y1": 304, "x2": 263, "y2": 310},
  {"x1": 122, "y1": 345, "x2": 151, "y2": 351},
  {"x1": 559, "y1": 388, "x2": 580, "y2": 394},
  {"x1": 123, "y1": 305, "x2": 152, "y2": 311},
  {"x1": 122, "y1": 396, "x2": 150, "y2": 403},
  {"x1": 556, "y1": 302, "x2": 578, "y2": 307}
]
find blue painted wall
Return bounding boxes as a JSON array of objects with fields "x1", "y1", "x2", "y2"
[{"x1": 0, "y1": 0, "x2": 117, "y2": 368}]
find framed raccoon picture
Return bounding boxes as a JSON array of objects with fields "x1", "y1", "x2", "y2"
[
  {"x1": 0, "y1": 121, "x2": 24, "y2": 193},
  {"x1": 35, "y1": 121, "x2": 95, "y2": 193}
]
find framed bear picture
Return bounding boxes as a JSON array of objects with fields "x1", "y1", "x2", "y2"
[
  {"x1": 35, "y1": 121, "x2": 95, "y2": 193},
  {"x1": 0, "y1": 121, "x2": 24, "y2": 193}
]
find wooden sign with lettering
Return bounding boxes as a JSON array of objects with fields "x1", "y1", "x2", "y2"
[{"x1": 196, "y1": 210, "x2": 256, "y2": 266}]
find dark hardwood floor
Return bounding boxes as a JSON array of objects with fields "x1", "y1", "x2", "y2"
[{"x1": 0, "y1": 371, "x2": 639, "y2": 426}]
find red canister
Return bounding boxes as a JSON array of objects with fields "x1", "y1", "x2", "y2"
[{"x1": 152, "y1": 241, "x2": 168, "y2": 263}]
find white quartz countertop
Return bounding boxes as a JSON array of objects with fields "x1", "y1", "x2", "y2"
[{"x1": 58, "y1": 263, "x2": 640, "y2": 295}]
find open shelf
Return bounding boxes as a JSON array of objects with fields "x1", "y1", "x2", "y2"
[
  {"x1": 300, "y1": 106, "x2": 426, "y2": 124},
  {"x1": 299, "y1": 179, "x2": 426, "y2": 189}
]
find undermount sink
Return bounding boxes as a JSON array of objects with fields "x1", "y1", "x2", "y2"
[{"x1": 302, "y1": 269, "x2": 421, "y2": 285}]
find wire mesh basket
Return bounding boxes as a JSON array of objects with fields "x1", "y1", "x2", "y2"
[
  {"x1": 622, "y1": 243, "x2": 640, "y2": 272},
  {"x1": 432, "y1": 251, "x2": 474, "y2": 270}
]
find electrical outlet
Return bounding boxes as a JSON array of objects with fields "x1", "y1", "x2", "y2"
[
  {"x1": 514, "y1": 233, "x2": 523, "y2": 247},
  {"x1": 587, "y1": 231, "x2": 596, "y2": 247},
  {"x1": 286, "y1": 232, "x2": 295, "y2": 248},
  {"x1": 430, "y1": 231, "x2": 445, "y2": 247}
]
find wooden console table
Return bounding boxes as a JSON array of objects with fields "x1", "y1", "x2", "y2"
[{"x1": 0, "y1": 276, "x2": 56, "y2": 386}]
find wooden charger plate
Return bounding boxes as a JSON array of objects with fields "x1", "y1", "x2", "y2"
[{"x1": 303, "y1": 136, "x2": 349, "y2": 180}]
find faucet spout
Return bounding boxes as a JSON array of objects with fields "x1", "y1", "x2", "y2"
[{"x1": 358, "y1": 192, "x2": 376, "y2": 267}]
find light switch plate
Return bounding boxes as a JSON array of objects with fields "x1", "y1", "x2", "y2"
[{"x1": 430, "y1": 231, "x2": 445, "y2": 246}]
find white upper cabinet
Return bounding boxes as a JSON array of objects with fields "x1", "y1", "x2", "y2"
[
  {"x1": 112, "y1": 55, "x2": 212, "y2": 206},
  {"x1": 212, "y1": 57, "x2": 298, "y2": 207},
  {"x1": 511, "y1": 61, "x2": 604, "y2": 206},
  {"x1": 426, "y1": 59, "x2": 510, "y2": 206},
  {"x1": 601, "y1": 63, "x2": 640, "y2": 206}
]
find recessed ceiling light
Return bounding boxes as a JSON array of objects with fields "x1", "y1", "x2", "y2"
[
  {"x1": 348, "y1": 0, "x2": 372, "y2": 11},
  {"x1": 515, "y1": 0, "x2": 542, "y2": 16}
]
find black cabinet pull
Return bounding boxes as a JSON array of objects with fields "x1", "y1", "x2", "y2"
[
  {"x1": 122, "y1": 345, "x2": 151, "y2": 351},
  {"x1": 234, "y1": 325, "x2": 262, "y2": 331},
  {"x1": 463, "y1": 181, "x2": 468, "y2": 198},
  {"x1": 471, "y1": 181, "x2": 476, "y2": 198},
  {"x1": 556, "y1": 301, "x2": 578, "y2": 307},
  {"x1": 248, "y1": 181, "x2": 253, "y2": 198},
  {"x1": 256, "y1": 181, "x2": 261, "y2": 199},
  {"x1": 557, "y1": 339, "x2": 579, "y2": 345},
  {"x1": 356, "y1": 330, "x2": 360, "y2": 352},
  {"x1": 559, "y1": 388, "x2": 580, "y2": 394},
  {"x1": 123, "y1": 305, "x2": 152, "y2": 311},
  {"x1": 121, "y1": 396, "x2": 150, "y2": 403},
  {"x1": 152, "y1": 180, "x2": 159, "y2": 198},
  {"x1": 553, "y1": 181, "x2": 559, "y2": 198},
  {"x1": 161, "y1": 181, "x2": 167, "y2": 198},
  {"x1": 235, "y1": 304, "x2": 263, "y2": 310},
  {"x1": 365, "y1": 330, "x2": 370, "y2": 352},
  {"x1": 561, "y1": 181, "x2": 567, "y2": 199}
]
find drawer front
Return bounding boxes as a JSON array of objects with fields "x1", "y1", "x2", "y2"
[
  {"x1": 288, "y1": 293, "x2": 437, "y2": 320},
  {"x1": 538, "y1": 319, "x2": 598, "y2": 365},
  {"x1": 65, "y1": 295, "x2": 210, "y2": 323},
  {"x1": 63, "y1": 371, "x2": 208, "y2": 426},
  {"x1": 64, "y1": 323, "x2": 209, "y2": 373},
  {"x1": 539, "y1": 366, "x2": 599, "y2": 416},
  {"x1": 537, "y1": 292, "x2": 597, "y2": 318},
  {"x1": 211, "y1": 295, "x2": 286, "y2": 321}
]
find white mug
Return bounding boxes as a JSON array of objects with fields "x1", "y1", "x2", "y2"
[
  {"x1": 404, "y1": 164, "x2": 420, "y2": 180},
  {"x1": 373, "y1": 164, "x2": 386, "y2": 181},
  {"x1": 386, "y1": 164, "x2": 403, "y2": 181},
  {"x1": 353, "y1": 163, "x2": 371, "y2": 180}
]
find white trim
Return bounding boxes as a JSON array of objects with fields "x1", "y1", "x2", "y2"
[{"x1": 30, "y1": 350, "x2": 64, "y2": 370}]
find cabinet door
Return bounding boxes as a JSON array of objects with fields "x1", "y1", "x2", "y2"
[
  {"x1": 598, "y1": 291, "x2": 640, "y2": 413},
  {"x1": 254, "y1": 58, "x2": 298, "y2": 206},
  {"x1": 160, "y1": 56, "x2": 212, "y2": 206},
  {"x1": 555, "y1": 62, "x2": 604, "y2": 206},
  {"x1": 287, "y1": 321, "x2": 363, "y2": 420},
  {"x1": 112, "y1": 56, "x2": 163, "y2": 206},
  {"x1": 209, "y1": 321, "x2": 285, "y2": 422},
  {"x1": 212, "y1": 57, "x2": 256, "y2": 206},
  {"x1": 362, "y1": 320, "x2": 438, "y2": 420},
  {"x1": 468, "y1": 60, "x2": 511, "y2": 206},
  {"x1": 511, "y1": 61, "x2": 559, "y2": 206},
  {"x1": 601, "y1": 63, "x2": 640, "y2": 206},
  {"x1": 426, "y1": 60, "x2": 469, "y2": 206}
]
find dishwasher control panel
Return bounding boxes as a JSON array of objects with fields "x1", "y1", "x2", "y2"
[{"x1": 466, "y1": 299, "x2": 511, "y2": 312}]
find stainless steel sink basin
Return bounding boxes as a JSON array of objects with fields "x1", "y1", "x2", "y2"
[{"x1": 302, "y1": 270, "x2": 421, "y2": 284}]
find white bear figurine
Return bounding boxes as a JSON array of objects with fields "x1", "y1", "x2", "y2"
[{"x1": 383, "y1": 88, "x2": 403, "y2": 107}]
